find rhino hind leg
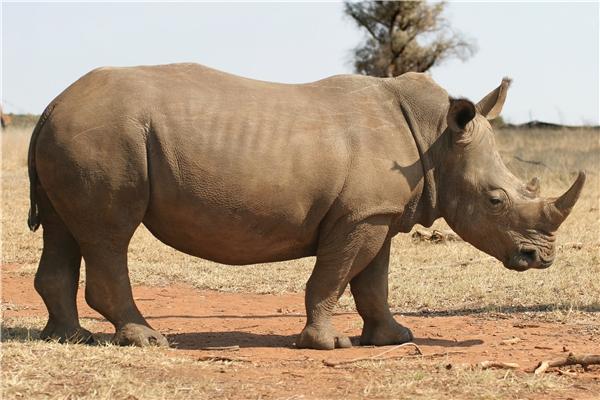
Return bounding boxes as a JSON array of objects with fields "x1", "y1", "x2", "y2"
[
  {"x1": 31, "y1": 120, "x2": 165, "y2": 347},
  {"x1": 43, "y1": 179, "x2": 165, "y2": 346},
  {"x1": 34, "y1": 192, "x2": 93, "y2": 344},
  {"x1": 350, "y1": 238, "x2": 413, "y2": 346},
  {"x1": 80, "y1": 239, "x2": 168, "y2": 348},
  {"x1": 296, "y1": 215, "x2": 392, "y2": 350}
]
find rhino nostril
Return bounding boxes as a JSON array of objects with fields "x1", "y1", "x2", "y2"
[{"x1": 520, "y1": 248, "x2": 538, "y2": 263}]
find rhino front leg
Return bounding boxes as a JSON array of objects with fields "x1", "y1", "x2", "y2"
[
  {"x1": 297, "y1": 215, "x2": 391, "y2": 350},
  {"x1": 350, "y1": 238, "x2": 413, "y2": 346},
  {"x1": 296, "y1": 259, "x2": 353, "y2": 350}
]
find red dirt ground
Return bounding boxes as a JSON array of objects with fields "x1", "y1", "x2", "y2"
[{"x1": 2, "y1": 264, "x2": 599, "y2": 399}]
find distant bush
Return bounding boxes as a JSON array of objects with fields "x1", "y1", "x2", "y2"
[
  {"x1": 490, "y1": 116, "x2": 506, "y2": 130},
  {"x1": 5, "y1": 114, "x2": 39, "y2": 128}
]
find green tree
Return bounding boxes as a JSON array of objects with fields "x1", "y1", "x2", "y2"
[{"x1": 344, "y1": 1, "x2": 476, "y2": 77}]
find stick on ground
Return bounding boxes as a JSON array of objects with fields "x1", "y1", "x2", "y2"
[
  {"x1": 479, "y1": 360, "x2": 520, "y2": 370},
  {"x1": 200, "y1": 345, "x2": 240, "y2": 351},
  {"x1": 513, "y1": 155, "x2": 549, "y2": 168},
  {"x1": 534, "y1": 353, "x2": 600, "y2": 375},
  {"x1": 197, "y1": 355, "x2": 251, "y2": 363},
  {"x1": 323, "y1": 342, "x2": 422, "y2": 367}
]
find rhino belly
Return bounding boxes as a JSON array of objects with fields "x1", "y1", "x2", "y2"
[
  {"x1": 141, "y1": 137, "x2": 343, "y2": 265},
  {"x1": 142, "y1": 197, "x2": 321, "y2": 265}
]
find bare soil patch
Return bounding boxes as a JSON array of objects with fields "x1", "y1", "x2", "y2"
[{"x1": 3, "y1": 265, "x2": 599, "y2": 399}]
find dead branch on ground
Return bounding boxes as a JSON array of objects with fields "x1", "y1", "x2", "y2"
[
  {"x1": 197, "y1": 355, "x2": 251, "y2": 363},
  {"x1": 323, "y1": 342, "x2": 422, "y2": 367},
  {"x1": 435, "y1": 256, "x2": 494, "y2": 269},
  {"x1": 412, "y1": 229, "x2": 462, "y2": 243},
  {"x1": 534, "y1": 353, "x2": 600, "y2": 375},
  {"x1": 513, "y1": 156, "x2": 549, "y2": 168},
  {"x1": 199, "y1": 345, "x2": 240, "y2": 351},
  {"x1": 479, "y1": 360, "x2": 520, "y2": 370}
]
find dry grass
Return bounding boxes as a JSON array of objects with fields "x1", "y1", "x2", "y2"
[
  {"x1": 1, "y1": 317, "x2": 224, "y2": 400},
  {"x1": 336, "y1": 359, "x2": 571, "y2": 400},
  {"x1": 3, "y1": 125, "x2": 599, "y2": 315},
  {"x1": 2, "y1": 123, "x2": 599, "y2": 399},
  {"x1": 1, "y1": 316, "x2": 581, "y2": 400},
  {"x1": 1, "y1": 126, "x2": 31, "y2": 172}
]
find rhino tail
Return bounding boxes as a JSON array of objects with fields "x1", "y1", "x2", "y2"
[{"x1": 27, "y1": 103, "x2": 56, "y2": 232}]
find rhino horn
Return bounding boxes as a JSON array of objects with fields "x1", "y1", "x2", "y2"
[
  {"x1": 526, "y1": 176, "x2": 540, "y2": 196},
  {"x1": 546, "y1": 171, "x2": 586, "y2": 229}
]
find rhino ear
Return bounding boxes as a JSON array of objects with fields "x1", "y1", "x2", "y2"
[
  {"x1": 476, "y1": 77, "x2": 512, "y2": 120},
  {"x1": 447, "y1": 97, "x2": 476, "y2": 131},
  {"x1": 447, "y1": 98, "x2": 476, "y2": 145}
]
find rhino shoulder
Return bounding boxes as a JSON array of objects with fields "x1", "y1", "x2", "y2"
[
  {"x1": 386, "y1": 72, "x2": 449, "y2": 110},
  {"x1": 392, "y1": 72, "x2": 444, "y2": 92},
  {"x1": 307, "y1": 73, "x2": 383, "y2": 89}
]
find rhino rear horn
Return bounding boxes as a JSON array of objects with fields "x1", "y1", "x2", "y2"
[
  {"x1": 476, "y1": 77, "x2": 511, "y2": 120},
  {"x1": 526, "y1": 176, "x2": 541, "y2": 196},
  {"x1": 547, "y1": 171, "x2": 586, "y2": 229}
]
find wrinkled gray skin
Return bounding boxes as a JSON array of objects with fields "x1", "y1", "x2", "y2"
[{"x1": 28, "y1": 64, "x2": 585, "y2": 349}]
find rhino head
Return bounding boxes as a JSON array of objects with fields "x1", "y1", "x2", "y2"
[{"x1": 437, "y1": 79, "x2": 586, "y2": 271}]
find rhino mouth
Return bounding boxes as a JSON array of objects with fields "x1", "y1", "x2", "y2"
[{"x1": 505, "y1": 245, "x2": 554, "y2": 271}]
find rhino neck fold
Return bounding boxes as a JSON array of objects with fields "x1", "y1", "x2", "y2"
[{"x1": 397, "y1": 102, "x2": 442, "y2": 230}]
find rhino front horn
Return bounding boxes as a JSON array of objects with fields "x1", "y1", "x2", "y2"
[{"x1": 547, "y1": 171, "x2": 586, "y2": 229}]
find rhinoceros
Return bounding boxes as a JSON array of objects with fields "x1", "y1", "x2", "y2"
[{"x1": 27, "y1": 63, "x2": 585, "y2": 349}]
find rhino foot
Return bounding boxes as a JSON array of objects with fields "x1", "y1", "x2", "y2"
[
  {"x1": 113, "y1": 323, "x2": 169, "y2": 347},
  {"x1": 40, "y1": 321, "x2": 95, "y2": 345},
  {"x1": 360, "y1": 318, "x2": 413, "y2": 346},
  {"x1": 296, "y1": 325, "x2": 352, "y2": 350}
]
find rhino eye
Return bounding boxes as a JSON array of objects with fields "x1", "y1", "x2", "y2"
[{"x1": 487, "y1": 190, "x2": 509, "y2": 211}]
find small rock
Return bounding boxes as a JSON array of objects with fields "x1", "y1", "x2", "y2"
[{"x1": 500, "y1": 337, "x2": 522, "y2": 345}]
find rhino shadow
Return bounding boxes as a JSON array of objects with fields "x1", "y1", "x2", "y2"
[
  {"x1": 0, "y1": 324, "x2": 114, "y2": 344},
  {"x1": 0, "y1": 324, "x2": 42, "y2": 342},
  {"x1": 0, "y1": 324, "x2": 484, "y2": 350},
  {"x1": 389, "y1": 131, "x2": 446, "y2": 191},
  {"x1": 390, "y1": 160, "x2": 424, "y2": 191},
  {"x1": 167, "y1": 331, "x2": 298, "y2": 349},
  {"x1": 144, "y1": 313, "x2": 309, "y2": 320},
  {"x1": 167, "y1": 331, "x2": 485, "y2": 350},
  {"x1": 395, "y1": 303, "x2": 600, "y2": 317}
]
